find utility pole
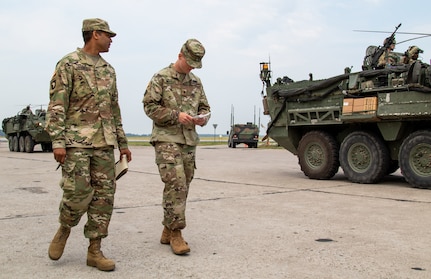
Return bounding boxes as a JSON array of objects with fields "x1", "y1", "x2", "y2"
[
  {"x1": 230, "y1": 105, "x2": 234, "y2": 126},
  {"x1": 213, "y1": 124, "x2": 218, "y2": 142}
]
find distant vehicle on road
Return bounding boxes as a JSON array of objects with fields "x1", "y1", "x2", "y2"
[
  {"x1": 2, "y1": 106, "x2": 52, "y2": 153},
  {"x1": 228, "y1": 122, "x2": 259, "y2": 148}
]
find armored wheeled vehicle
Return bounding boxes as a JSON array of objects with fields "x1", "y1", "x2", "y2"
[
  {"x1": 228, "y1": 122, "x2": 259, "y2": 148},
  {"x1": 2, "y1": 106, "x2": 52, "y2": 152},
  {"x1": 259, "y1": 50, "x2": 431, "y2": 188}
]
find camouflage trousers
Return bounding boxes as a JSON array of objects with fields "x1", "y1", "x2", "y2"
[
  {"x1": 58, "y1": 147, "x2": 116, "y2": 239},
  {"x1": 154, "y1": 142, "x2": 196, "y2": 230}
]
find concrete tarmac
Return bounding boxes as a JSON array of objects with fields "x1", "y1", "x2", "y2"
[{"x1": 0, "y1": 142, "x2": 430, "y2": 279}]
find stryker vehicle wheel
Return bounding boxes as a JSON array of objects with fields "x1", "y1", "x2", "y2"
[
  {"x1": 12, "y1": 136, "x2": 19, "y2": 152},
  {"x1": 399, "y1": 130, "x2": 431, "y2": 189},
  {"x1": 19, "y1": 136, "x2": 25, "y2": 152},
  {"x1": 8, "y1": 139, "x2": 13, "y2": 151},
  {"x1": 228, "y1": 140, "x2": 234, "y2": 148},
  {"x1": 297, "y1": 131, "x2": 339, "y2": 179},
  {"x1": 340, "y1": 131, "x2": 389, "y2": 184},
  {"x1": 25, "y1": 135, "x2": 35, "y2": 153}
]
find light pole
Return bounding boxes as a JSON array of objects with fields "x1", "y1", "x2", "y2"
[{"x1": 212, "y1": 124, "x2": 218, "y2": 142}]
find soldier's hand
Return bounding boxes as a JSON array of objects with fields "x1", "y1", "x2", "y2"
[
  {"x1": 53, "y1": 148, "x2": 66, "y2": 164},
  {"x1": 178, "y1": 112, "x2": 194, "y2": 125},
  {"x1": 120, "y1": 148, "x2": 132, "y2": 162},
  {"x1": 193, "y1": 117, "x2": 206, "y2": 126}
]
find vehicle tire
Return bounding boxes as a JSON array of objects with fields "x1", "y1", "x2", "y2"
[
  {"x1": 399, "y1": 130, "x2": 431, "y2": 189},
  {"x1": 12, "y1": 136, "x2": 20, "y2": 152},
  {"x1": 340, "y1": 131, "x2": 390, "y2": 184},
  {"x1": 25, "y1": 135, "x2": 35, "y2": 153},
  {"x1": 297, "y1": 130, "x2": 339, "y2": 179},
  {"x1": 8, "y1": 138, "x2": 13, "y2": 151},
  {"x1": 19, "y1": 136, "x2": 25, "y2": 152}
]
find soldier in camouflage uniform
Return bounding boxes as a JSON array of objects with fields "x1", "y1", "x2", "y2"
[
  {"x1": 45, "y1": 18, "x2": 132, "y2": 272},
  {"x1": 143, "y1": 38, "x2": 210, "y2": 255},
  {"x1": 402, "y1": 46, "x2": 423, "y2": 64},
  {"x1": 377, "y1": 37, "x2": 399, "y2": 68}
]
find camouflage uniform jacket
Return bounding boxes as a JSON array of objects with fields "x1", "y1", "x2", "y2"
[
  {"x1": 46, "y1": 48, "x2": 128, "y2": 149},
  {"x1": 378, "y1": 49, "x2": 399, "y2": 68},
  {"x1": 143, "y1": 63, "x2": 211, "y2": 146}
]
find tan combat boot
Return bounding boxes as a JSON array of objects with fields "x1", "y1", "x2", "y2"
[
  {"x1": 48, "y1": 225, "x2": 71, "y2": 260},
  {"x1": 170, "y1": 230, "x2": 190, "y2": 255},
  {"x1": 87, "y1": 238, "x2": 115, "y2": 271},
  {"x1": 160, "y1": 226, "x2": 171, "y2": 244}
]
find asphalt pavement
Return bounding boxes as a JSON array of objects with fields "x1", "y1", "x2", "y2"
[{"x1": 0, "y1": 142, "x2": 430, "y2": 279}]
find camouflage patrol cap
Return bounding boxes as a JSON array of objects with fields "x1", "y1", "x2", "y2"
[
  {"x1": 82, "y1": 18, "x2": 116, "y2": 37},
  {"x1": 181, "y1": 39, "x2": 205, "y2": 68},
  {"x1": 408, "y1": 46, "x2": 423, "y2": 57},
  {"x1": 383, "y1": 37, "x2": 396, "y2": 45}
]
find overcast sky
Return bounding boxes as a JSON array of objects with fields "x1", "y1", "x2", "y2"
[{"x1": 1, "y1": 0, "x2": 430, "y2": 135}]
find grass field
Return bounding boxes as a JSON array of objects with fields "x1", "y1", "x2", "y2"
[
  {"x1": 127, "y1": 136, "x2": 227, "y2": 146},
  {"x1": 0, "y1": 135, "x2": 280, "y2": 148},
  {"x1": 127, "y1": 135, "x2": 280, "y2": 148}
]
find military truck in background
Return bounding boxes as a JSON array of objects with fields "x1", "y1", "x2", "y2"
[
  {"x1": 228, "y1": 122, "x2": 259, "y2": 148},
  {"x1": 259, "y1": 53, "x2": 431, "y2": 188},
  {"x1": 2, "y1": 106, "x2": 52, "y2": 153}
]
